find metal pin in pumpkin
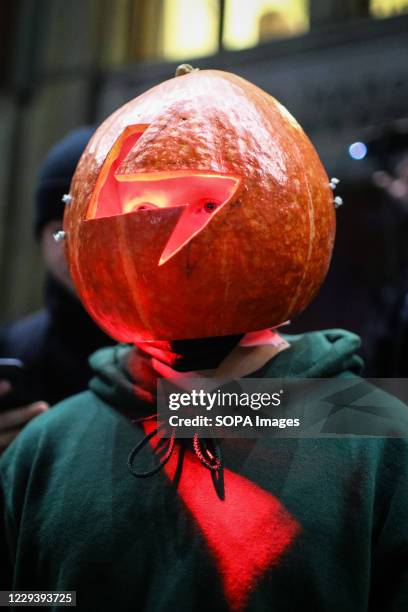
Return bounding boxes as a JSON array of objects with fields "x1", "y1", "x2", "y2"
[{"x1": 64, "y1": 65, "x2": 336, "y2": 342}]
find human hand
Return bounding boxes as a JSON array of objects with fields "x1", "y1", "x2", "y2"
[{"x1": 0, "y1": 380, "x2": 49, "y2": 453}]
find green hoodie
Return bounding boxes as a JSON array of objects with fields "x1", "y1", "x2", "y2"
[{"x1": 1, "y1": 329, "x2": 407, "y2": 611}]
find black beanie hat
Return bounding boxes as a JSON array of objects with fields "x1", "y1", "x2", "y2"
[{"x1": 34, "y1": 126, "x2": 95, "y2": 239}]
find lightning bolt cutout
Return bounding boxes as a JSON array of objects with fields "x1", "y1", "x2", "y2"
[{"x1": 88, "y1": 125, "x2": 241, "y2": 266}]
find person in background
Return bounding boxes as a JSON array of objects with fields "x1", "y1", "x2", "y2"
[
  {"x1": 0, "y1": 127, "x2": 115, "y2": 452},
  {"x1": 369, "y1": 119, "x2": 408, "y2": 376}
]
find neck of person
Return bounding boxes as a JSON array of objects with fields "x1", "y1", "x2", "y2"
[
  {"x1": 137, "y1": 335, "x2": 244, "y2": 372},
  {"x1": 136, "y1": 331, "x2": 289, "y2": 379}
]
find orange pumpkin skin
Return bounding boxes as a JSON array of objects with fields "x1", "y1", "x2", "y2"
[{"x1": 64, "y1": 70, "x2": 335, "y2": 342}]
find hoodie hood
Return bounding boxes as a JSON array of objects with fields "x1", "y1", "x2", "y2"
[
  {"x1": 88, "y1": 329, "x2": 363, "y2": 412},
  {"x1": 264, "y1": 328, "x2": 363, "y2": 378}
]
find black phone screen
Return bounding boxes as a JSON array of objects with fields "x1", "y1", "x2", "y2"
[{"x1": 0, "y1": 358, "x2": 29, "y2": 411}]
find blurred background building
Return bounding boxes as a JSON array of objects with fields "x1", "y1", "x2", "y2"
[{"x1": 1, "y1": 0, "x2": 408, "y2": 373}]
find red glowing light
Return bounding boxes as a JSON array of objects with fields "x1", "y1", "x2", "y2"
[
  {"x1": 87, "y1": 124, "x2": 149, "y2": 220},
  {"x1": 143, "y1": 421, "x2": 300, "y2": 610}
]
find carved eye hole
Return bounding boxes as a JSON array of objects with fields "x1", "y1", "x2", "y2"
[{"x1": 133, "y1": 202, "x2": 158, "y2": 212}]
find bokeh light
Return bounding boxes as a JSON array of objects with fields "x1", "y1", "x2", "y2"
[{"x1": 349, "y1": 142, "x2": 368, "y2": 160}]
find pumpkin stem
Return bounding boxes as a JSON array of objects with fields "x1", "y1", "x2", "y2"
[{"x1": 175, "y1": 64, "x2": 199, "y2": 77}]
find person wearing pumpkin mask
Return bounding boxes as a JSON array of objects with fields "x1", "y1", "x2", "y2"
[
  {"x1": 1, "y1": 67, "x2": 408, "y2": 611},
  {"x1": 0, "y1": 127, "x2": 114, "y2": 452}
]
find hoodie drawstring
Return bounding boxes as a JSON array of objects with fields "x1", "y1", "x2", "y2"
[
  {"x1": 127, "y1": 417, "x2": 224, "y2": 498},
  {"x1": 127, "y1": 421, "x2": 176, "y2": 478}
]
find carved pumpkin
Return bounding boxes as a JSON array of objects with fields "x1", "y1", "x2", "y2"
[{"x1": 64, "y1": 69, "x2": 335, "y2": 342}]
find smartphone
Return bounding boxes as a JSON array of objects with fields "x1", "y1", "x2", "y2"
[{"x1": 0, "y1": 358, "x2": 29, "y2": 411}]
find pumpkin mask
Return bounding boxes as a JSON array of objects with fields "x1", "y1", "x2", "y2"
[{"x1": 64, "y1": 68, "x2": 335, "y2": 342}]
